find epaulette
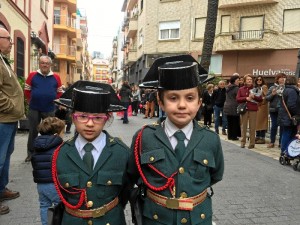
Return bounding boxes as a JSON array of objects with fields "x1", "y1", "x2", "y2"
[{"x1": 113, "y1": 137, "x2": 130, "y2": 149}]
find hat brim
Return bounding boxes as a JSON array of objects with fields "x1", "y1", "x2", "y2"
[{"x1": 54, "y1": 81, "x2": 126, "y2": 112}]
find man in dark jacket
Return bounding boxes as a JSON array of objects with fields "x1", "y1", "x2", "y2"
[
  {"x1": 212, "y1": 80, "x2": 227, "y2": 135},
  {"x1": 119, "y1": 81, "x2": 132, "y2": 124}
]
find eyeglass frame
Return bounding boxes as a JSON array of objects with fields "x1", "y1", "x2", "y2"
[
  {"x1": 72, "y1": 113, "x2": 109, "y2": 124},
  {"x1": 0, "y1": 36, "x2": 12, "y2": 42}
]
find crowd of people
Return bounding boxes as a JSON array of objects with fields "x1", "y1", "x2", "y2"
[{"x1": 200, "y1": 72, "x2": 300, "y2": 154}]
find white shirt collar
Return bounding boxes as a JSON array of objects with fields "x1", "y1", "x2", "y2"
[
  {"x1": 76, "y1": 132, "x2": 106, "y2": 155},
  {"x1": 164, "y1": 117, "x2": 193, "y2": 141}
]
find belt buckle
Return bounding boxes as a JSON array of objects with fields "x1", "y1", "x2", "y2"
[
  {"x1": 166, "y1": 198, "x2": 179, "y2": 209},
  {"x1": 92, "y1": 206, "x2": 107, "y2": 218}
]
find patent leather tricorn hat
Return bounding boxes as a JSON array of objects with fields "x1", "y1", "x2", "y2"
[
  {"x1": 54, "y1": 81, "x2": 126, "y2": 113},
  {"x1": 139, "y1": 55, "x2": 214, "y2": 90}
]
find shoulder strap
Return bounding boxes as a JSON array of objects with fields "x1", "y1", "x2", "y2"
[{"x1": 281, "y1": 96, "x2": 292, "y2": 119}]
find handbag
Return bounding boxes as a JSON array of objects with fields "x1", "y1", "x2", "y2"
[
  {"x1": 48, "y1": 202, "x2": 64, "y2": 225},
  {"x1": 282, "y1": 97, "x2": 300, "y2": 126},
  {"x1": 237, "y1": 102, "x2": 247, "y2": 115}
]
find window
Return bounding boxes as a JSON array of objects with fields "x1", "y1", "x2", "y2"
[
  {"x1": 159, "y1": 21, "x2": 180, "y2": 40},
  {"x1": 283, "y1": 9, "x2": 300, "y2": 32},
  {"x1": 240, "y1": 16, "x2": 264, "y2": 39},
  {"x1": 40, "y1": 0, "x2": 48, "y2": 15},
  {"x1": 52, "y1": 59, "x2": 60, "y2": 72},
  {"x1": 198, "y1": 54, "x2": 223, "y2": 74},
  {"x1": 221, "y1": 15, "x2": 230, "y2": 33},
  {"x1": 194, "y1": 18, "x2": 206, "y2": 39},
  {"x1": 54, "y1": 8, "x2": 61, "y2": 24},
  {"x1": 16, "y1": 38, "x2": 25, "y2": 77}
]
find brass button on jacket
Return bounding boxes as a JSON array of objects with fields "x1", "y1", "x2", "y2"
[
  {"x1": 87, "y1": 201, "x2": 93, "y2": 208},
  {"x1": 149, "y1": 156, "x2": 155, "y2": 162},
  {"x1": 87, "y1": 220, "x2": 93, "y2": 225},
  {"x1": 107, "y1": 180, "x2": 112, "y2": 185},
  {"x1": 179, "y1": 167, "x2": 185, "y2": 174},
  {"x1": 181, "y1": 218, "x2": 188, "y2": 224},
  {"x1": 200, "y1": 213, "x2": 206, "y2": 219},
  {"x1": 180, "y1": 192, "x2": 187, "y2": 198},
  {"x1": 203, "y1": 159, "x2": 208, "y2": 165},
  {"x1": 153, "y1": 214, "x2": 158, "y2": 220},
  {"x1": 87, "y1": 181, "x2": 92, "y2": 188},
  {"x1": 64, "y1": 183, "x2": 70, "y2": 188}
]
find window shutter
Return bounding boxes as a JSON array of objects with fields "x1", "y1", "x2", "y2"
[
  {"x1": 195, "y1": 18, "x2": 206, "y2": 39},
  {"x1": 284, "y1": 9, "x2": 300, "y2": 32}
]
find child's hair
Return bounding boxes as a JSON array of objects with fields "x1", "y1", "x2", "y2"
[{"x1": 37, "y1": 117, "x2": 65, "y2": 135}]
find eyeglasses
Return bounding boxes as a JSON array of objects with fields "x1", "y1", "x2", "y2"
[
  {"x1": 73, "y1": 113, "x2": 108, "y2": 124},
  {"x1": 0, "y1": 36, "x2": 12, "y2": 42},
  {"x1": 257, "y1": 79, "x2": 262, "y2": 81}
]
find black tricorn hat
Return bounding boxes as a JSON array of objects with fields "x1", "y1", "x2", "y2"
[
  {"x1": 140, "y1": 54, "x2": 214, "y2": 89},
  {"x1": 54, "y1": 81, "x2": 126, "y2": 113}
]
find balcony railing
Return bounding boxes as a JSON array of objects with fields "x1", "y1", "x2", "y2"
[
  {"x1": 53, "y1": 43, "x2": 76, "y2": 57},
  {"x1": 54, "y1": 15, "x2": 76, "y2": 29},
  {"x1": 232, "y1": 30, "x2": 264, "y2": 40}
]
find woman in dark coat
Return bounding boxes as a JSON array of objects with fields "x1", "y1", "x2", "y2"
[
  {"x1": 223, "y1": 75, "x2": 241, "y2": 140},
  {"x1": 202, "y1": 84, "x2": 214, "y2": 127},
  {"x1": 278, "y1": 75, "x2": 300, "y2": 156}
]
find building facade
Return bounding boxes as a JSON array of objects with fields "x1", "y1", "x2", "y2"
[
  {"x1": 92, "y1": 58, "x2": 110, "y2": 83},
  {"x1": 121, "y1": 0, "x2": 300, "y2": 84}
]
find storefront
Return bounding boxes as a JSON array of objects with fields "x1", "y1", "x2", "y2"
[{"x1": 221, "y1": 49, "x2": 298, "y2": 84}]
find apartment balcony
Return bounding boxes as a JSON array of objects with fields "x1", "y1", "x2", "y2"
[
  {"x1": 219, "y1": 0, "x2": 278, "y2": 9},
  {"x1": 127, "y1": 18, "x2": 138, "y2": 39},
  {"x1": 55, "y1": 0, "x2": 76, "y2": 12},
  {"x1": 53, "y1": 43, "x2": 76, "y2": 61},
  {"x1": 53, "y1": 15, "x2": 76, "y2": 38},
  {"x1": 125, "y1": 46, "x2": 137, "y2": 65},
  {"x1": 127, "y1": 0, "x2": 138, "y2": 10},
  {"x1": 214, "y1": 29, "x2": 279, "y2": 51}
]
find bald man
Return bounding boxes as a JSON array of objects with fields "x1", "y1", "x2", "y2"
[{"x1": 0, "y1": 27, "x2": 25, "y2": 214}]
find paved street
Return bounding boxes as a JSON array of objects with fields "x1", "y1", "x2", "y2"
[{"x1": 1, "y1": 114, "x2": 300, "y2": 225}]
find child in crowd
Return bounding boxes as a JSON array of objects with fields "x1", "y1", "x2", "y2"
[
  {"x1": 128, "y1": 55, "x2": 224, "y2": 225},
  {"x1": 31, "y1": 117, "x2": 65, "y2": 225},
  {"x1": 52, "y1": 81, "x2": 131, "y2": 225}
]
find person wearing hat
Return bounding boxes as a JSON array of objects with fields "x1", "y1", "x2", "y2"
[
  {"x1": 52, "y1": 81, "x2": 131, "y2": 225},
  {"x1": 128, "y1": 55, "x2": 224, "y2": 225}
]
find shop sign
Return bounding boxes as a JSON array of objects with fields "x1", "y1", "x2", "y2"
[{"x1": 253, "y1": 69, "x2": 295, "y2": 76}]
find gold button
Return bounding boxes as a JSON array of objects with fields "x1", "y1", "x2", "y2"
[
  {"x1": 64, "y1": 183, "x2": 70, "y2": 188},
  {"x1": 87, "y1": 181, "x2": 92, "y2": 188},
  {"x1": 149, "y1": 156, "x2": 155, "y2": 162},
  {"x1": 203, "y1": 159, "x2": 208, "y2": 165},
  {"x1": 181, "y1": 218, "x2": 188, "y2": 224},
  {"x1": 106, "y1": 223, "x2": 110, "y2": 225},
  {"x1": 87, "y1": 201, "x2": 93, "y2": 208},
  {"x1": 179, "y1": 167, "x2": 185, "y2": 174},
  {"x1": 107, "y1": 180, "x2": 112, "y2": 185},
  {"x1": 153, "y1": 214, "x2": 158, "y2": 220},
  {"x1": 180, "y1": 192, "x2": 187, "y2": 198},
  {"x1": 200, "y1": 213, "x2": 206, "y2": 219},
  {"x1": 87, "y1": 220, "x2": 93, "y2": 225}
]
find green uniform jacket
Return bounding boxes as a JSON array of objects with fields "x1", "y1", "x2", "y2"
[
  {"x1": 128, "y1": 120, "x2": 224, "y2": 225},
  {"x1": 55, "y1": 131, "x2": 130, "y2": 225}
]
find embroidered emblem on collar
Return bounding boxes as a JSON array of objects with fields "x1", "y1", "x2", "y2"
[{"x1": 109, "y1": 138, "x2": 114, "y2": 143}]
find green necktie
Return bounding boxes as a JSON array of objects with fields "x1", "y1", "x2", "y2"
[
  {"x1": 83, "y1": 143, "x2": 94, "y2": 172},
  {"x1": 174, "y1": 130, "x2": 186, "y2": 162}
]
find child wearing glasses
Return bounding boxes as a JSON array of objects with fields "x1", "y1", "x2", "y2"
[
  {"x1": 51, "y1": 81, "x2": 131, "y2": 225},
  {"x1": 31, "y1": 117, "x2": 65, "y2": 225}
]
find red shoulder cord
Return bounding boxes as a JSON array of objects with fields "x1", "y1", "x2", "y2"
[
  {"x1": 134, "y1": 126, "x2": 178, "y2": 196},
  {"x1": 52, "y1": 144, "x2": 87, "y2": 209}
]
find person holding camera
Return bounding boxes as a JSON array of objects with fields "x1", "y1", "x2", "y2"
[{"x1": 265, "y1": 73, "x2": 286, "y2": 148}]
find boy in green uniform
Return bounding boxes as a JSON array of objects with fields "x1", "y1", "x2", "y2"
[
  {"x1": 128, "y1": 55, "x2": 224, "y2": 225},
  {"x1": 52, "y1": 81, "x2": 131, "y2": 225}
]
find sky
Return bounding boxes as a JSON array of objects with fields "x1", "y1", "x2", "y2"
[{"x1": 77, "y1": 0, "x2": 124, "y2": 58}]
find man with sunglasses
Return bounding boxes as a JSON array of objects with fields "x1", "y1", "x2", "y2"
[{"x1": 0, "y1": 27, "x2": 25, "y2": 215}]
